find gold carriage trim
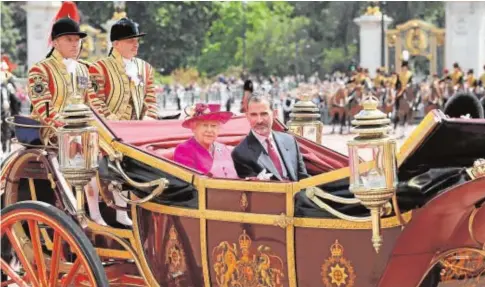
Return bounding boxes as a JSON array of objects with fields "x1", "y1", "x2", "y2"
[
  {"x1": 240, "y1": 192, "x2": 249, "y2": 211},
  {"x1": 439, "y1": 249, "x2": 485, "y2": 286},
  {"x1": 466, "y1": 158, "x2": 485, "y2": 180},
  {"x1": 212, "y1": 229, "x2": 285, "y2": 287},
  {"x1": 321, "y1": 240, "x2": 356, "y2": 287}
]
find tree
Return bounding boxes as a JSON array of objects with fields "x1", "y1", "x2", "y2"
[
  {"x1": 124, "y1": 1, "x2": 216, "y2": 74},
  {"x1": 196, "y1": 2, "x2": 246, "y2": 77},
  {"x1": 1, "y1": 1, "x2": 27, "y2": 74}
]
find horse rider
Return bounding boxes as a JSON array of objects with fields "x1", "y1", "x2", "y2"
[
  {"x1": 27, "y1": 16, "x2": 93, "y2": 142},
  {"x1": 395, "y1": 61, "x2": 413, "y2": 101},
  {"x1": 428, "y1": 74, "x2": 443, "y2": 112},
  {"x1": 451, "y1": 62, "x2": 464, "y2": 92},
  {"x1": 466, "y1": 69, "x2": 478, "y2": 94},
  {"x1": 373, "y1": 67, "x2": 385, "y2": 92},
  {"x1": 89, "y1": 17, "x2": 158, "y2": 121},
  {"x1": 392, "y1": 60, "x2": 414, "y2": 136}
]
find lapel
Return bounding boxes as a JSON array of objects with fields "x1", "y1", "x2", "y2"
[
  {"x1": 247, "y1": 131, "x2": 282, "y2": 181},
  {"x1": 273, "y1": 132, "x2": 296, "y2": 181}
]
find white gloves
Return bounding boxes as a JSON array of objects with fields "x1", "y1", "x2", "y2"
[{"x1": 248, "y1": 169, "x2": 273, "y2": 180}]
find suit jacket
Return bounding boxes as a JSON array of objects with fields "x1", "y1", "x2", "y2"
[
  {"x1": 232, "y1": 131, "x2": 309, "y2": 181},
  {"x1": 88, "y1": 49, "x2": 158, "y2": 120}
]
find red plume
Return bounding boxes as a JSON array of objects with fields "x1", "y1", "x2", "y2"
[
  {"x1": 54, "y1": 1, "x2": 80, "y2": 23},
  {"x1": 1, "y1": 55, "x2": 17, "y2": 72},
  {"x1": 48, "y1": 1, "x2": 81, "y2": 46}
]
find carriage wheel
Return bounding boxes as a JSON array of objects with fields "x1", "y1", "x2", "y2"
[{"x1": 1, "y1": 201, "x2": 109, "y2": 287}]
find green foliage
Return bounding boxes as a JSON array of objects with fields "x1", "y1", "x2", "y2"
[
  {"x1": 196, "y1": 2, "x2": 245, "y2": 76},
  {"x1": 1, "y1": 3, "x2": 20, "y2": 57},
  {"x1": 124, "y1": 2, "x2": 216, "y2": 75},
  {"x1": 1, "y1": 1, "x2": 27, "y2": 74},
  {"x1": 76, "y1": 1, "x2": 114, "y2": 27},
  {"x1": 171, "y1": 67, "x2": 202, "y2": 86},
  {"x1": 321, "y1": 44, "x2": 357, "y2": 73}
]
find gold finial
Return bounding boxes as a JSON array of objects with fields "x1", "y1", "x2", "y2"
[
  {"x1": 351, "y1": 94, "x2": 391, "y2": 138},
  {"x1": 364, "y1": 2, "x2": 382, "y2": 16},
  {"x1": 362, "y1": 95, "x2": 380, "y2": 110}
]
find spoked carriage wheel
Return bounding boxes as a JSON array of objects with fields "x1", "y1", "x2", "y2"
[{"x1": 1, "y1": 201, "x2": 109, "y2": 287}]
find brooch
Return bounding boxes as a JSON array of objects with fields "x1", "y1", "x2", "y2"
[{"x1": 77, "y1": 76, "x2": 89, "y2": 89}]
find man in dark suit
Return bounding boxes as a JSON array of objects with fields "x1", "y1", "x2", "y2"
[{"x1": 232, "y1": 91, "x2": 309, "y2": 181}]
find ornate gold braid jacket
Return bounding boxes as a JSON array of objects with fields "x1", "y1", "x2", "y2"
[
  {"x1": 451, "y1": 70, "x2": 464, "y2": 87},
  {"x1": 88, "y1": 50, "x2": 158, "y2": 120},
  {"x1": 395, "y1": 70, "x2": 413, "y2": 91},
  {"x1": 466, "y1": 75, "x2": 477, "y2": 87},
  {"x1": 28, "y1": 49, "x2": 94, "y2": 127}
]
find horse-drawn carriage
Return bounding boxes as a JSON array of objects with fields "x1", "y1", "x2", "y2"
[{"x1": 1, "y1": 99, "x2": 485, "y2": 286}]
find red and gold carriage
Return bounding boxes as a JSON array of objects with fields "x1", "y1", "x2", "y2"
[{"x1": 1, "y1": 94, "x2": 485, "y2": 287}]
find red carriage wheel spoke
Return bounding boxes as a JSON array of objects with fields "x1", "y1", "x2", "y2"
[
  {"x1": 48, "y1": 231, "x2": 62, "y2": 286},
  {"x1": 60, "y1": 258, "x2": 82, "y2": 287},
  {"x1": 3, "y1": 227, "x2": 40, "y2": 287},
  {"x1": 0, "y1": 258, "x2": 29, "y2": 287},
  {"x1": 1, "y1": 203, "x2": 108, "y2": 287},
  {"x1": 27, "y1": 219, "x2": 48, "y2": 286}
]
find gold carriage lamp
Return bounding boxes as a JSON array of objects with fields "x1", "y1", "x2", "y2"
[
  {"x1": 57, "y1": 88, "x2": 99, "y2": 225},
  {"x1": 347, "y1": 95, "x2": 397, "y2": 253},
  {"x1": 287, "y1": 89, "x2": 323, "y2": 143}
]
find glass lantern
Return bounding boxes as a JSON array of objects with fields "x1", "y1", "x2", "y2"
[
  {"x1": 347, "y1": 95, "x2": 397, "y2": 253},
  {"x1": 287, "y1": 89, "x2": 323, "y2": 144},
  {"x1": 58, "y1": 126, "x2": 99, "y2": 172},
  {"x1": 348, "y1": 140, "x2": 397, "y2": 193},
  {"x1": 57, "y1": 89, "x2": 99, "y2": 225}
]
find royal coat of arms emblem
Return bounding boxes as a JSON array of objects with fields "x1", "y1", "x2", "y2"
[
  {"x1": 212, "y1": 229, "x2": 285, "y2": 287},
  {"x1": 321, "y1": 240, "x2": 356, "y2": 287}
]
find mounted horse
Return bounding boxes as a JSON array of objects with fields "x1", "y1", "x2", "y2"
[
  {"x1": 393, "y1": 81, "x2": 419, "y2": 137},
  {"x1": 1, "y1": 72, "x2": 21, "y2": 155},
  {"x1": 344, "y1": 84, "x2": 364, "y2": 133},
  {"x1": 329, "y1": 87, "x2": 347, "y2": 134},
  {"x1": 424, "y1": 77, "x2": 442, "y2": 115},
  {"x1": 379, "y1": 84, "x2": 395, "y2": 116}
]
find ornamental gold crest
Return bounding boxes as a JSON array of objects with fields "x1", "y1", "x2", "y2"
[
  {"x1": 321, "y1": 240, "x2": 356, "y2": 287},
  {"x1": 212, "y1": 229, "x2": 285, "y2": 287}
]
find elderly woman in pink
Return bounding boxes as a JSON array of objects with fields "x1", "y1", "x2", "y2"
[{"x1": 174, "y1": 103, "x2": 239, "y2": 179}]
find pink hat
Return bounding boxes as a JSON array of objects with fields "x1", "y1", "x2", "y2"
[{"x1": 182, "y1": 103, "x2": 233, "y2": 129}]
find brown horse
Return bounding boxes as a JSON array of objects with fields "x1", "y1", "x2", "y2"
[
  {"x1": 329, "y1": 88, "x2": 347, "y2": 134},
  {"x1": 344, "y1": 86, "x2": 363, "y2": 133},
  {"x1": 393, "y1": 84, "x2": 417, "y2": 137},
  {"x1": 424, "y1": 81, "x2": 442, "y2": 115},
  {"x1": 378, "y1": 86, "x2": 394, "y2": 116}
]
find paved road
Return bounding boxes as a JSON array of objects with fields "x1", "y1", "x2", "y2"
[{"x1": 319, "y1": 124, "x2": 416, "y2": 160}]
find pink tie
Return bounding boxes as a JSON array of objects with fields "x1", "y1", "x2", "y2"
[{"x1": 266, "y1": 138, "x2": 283, "y2": 178}]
